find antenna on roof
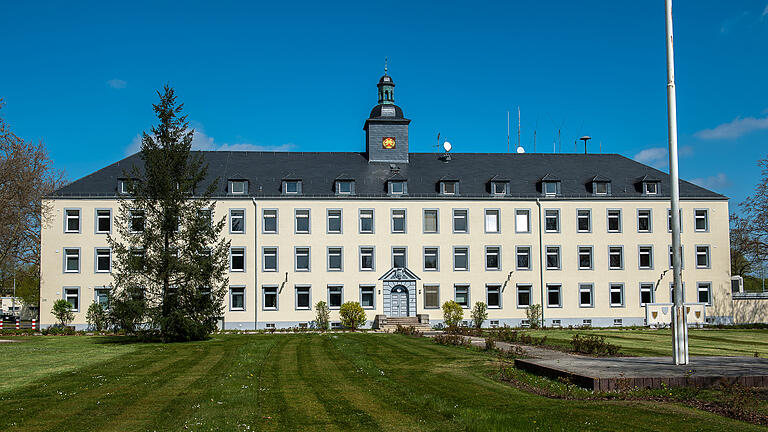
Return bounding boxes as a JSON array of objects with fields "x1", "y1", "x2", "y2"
[
  {"x1": 580, "y1": 136, "x2": 592, "y2": 154},
  {"x1": 517, "y1": 106, "x2": 521, "y2": 149},
  {"x1": 506, "y1": 111, "x2": 510, "y2": 153}
]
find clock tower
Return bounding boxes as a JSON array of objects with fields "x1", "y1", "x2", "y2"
[{"x1": 364, "y1": 66, "x2": 410, "y2": 163}]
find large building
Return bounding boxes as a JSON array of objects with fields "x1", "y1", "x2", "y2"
[{"x1": 40, "y1": 71, "x2": 734, "y2": 330}]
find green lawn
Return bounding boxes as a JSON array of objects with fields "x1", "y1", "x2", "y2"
[
  {"x1": 520, "y1": 328, "x2": 768, "y2": 357},
  {"x1": 0, "y1": 334, "x2": 763, "y2": 431}
]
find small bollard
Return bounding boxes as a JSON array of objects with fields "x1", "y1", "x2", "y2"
[
  {"x1": 32, "y1": 318, "x2": 37, "y2": 330},
  {"x1": 16, "y1": 318, "x2": 20, "y2": 330}
]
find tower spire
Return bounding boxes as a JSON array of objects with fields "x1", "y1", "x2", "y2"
[{"x1": 384, "y1": 57, "x2": 388, "y2": 74}]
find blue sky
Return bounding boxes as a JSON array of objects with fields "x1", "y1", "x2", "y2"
[{"x1": 1, "y1": 1, "x2": 766, "y2": 206}]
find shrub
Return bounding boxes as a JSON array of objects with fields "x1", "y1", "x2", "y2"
[
  {"x1": 526, "y1": 304, "x2": 542, "y2": 329},
  {"x1": 86, "y1": 302, "x2": 109, "y2": 332},
  {"x1": 470, "y1": 301, "x2": 488, "y2": 329},
  {"x1": 570, "y1": 334, "x2": 621, "y2": 356},
  {"x1": 448, "y1": 326, "x2": 483, "y2": 337},
  {"x1": 433, "y1": 333, "x2": 470, "y2": 347},
  {"x1": 314, "y1": 301, "x2": 330, "y2": 331},
  {"x1": 394, "y1": 325, "x2": 422, "y2": 337},
  {"x1": 339, "y1": 301, "x2": 366, "y2": 330},
  {"x1": 51, "y1": 299, "x2": 74, "y2": 327},
  {"x1": 484, "y1": 336, "x2": 496, "y2": 351},
  {"x1": 441, "y1": 300, "x2": 464, "y2": 329}
]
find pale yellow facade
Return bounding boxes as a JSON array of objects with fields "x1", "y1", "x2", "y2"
[{"x1": 40, "y1": 195, "x2": 733, "y2": 329}]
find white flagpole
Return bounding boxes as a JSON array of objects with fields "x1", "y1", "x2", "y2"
[{"x1": 665, "y1": 0, "x2": 688, "y2": 365}]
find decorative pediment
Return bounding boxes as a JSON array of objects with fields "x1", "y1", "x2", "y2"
[{"x1": 378, "y1": 266, "x2": 420, "y2": 281}]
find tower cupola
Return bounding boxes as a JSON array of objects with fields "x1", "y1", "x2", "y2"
[
  {"x1": 377, "y1": 62, "x2": 396, "y2": 104},
  {"x1": 363, "y1": 62, "x2": 410, "y2": 164}
]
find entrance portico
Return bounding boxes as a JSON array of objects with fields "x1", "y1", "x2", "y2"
[{"x1": 379, "y1": 267, "x2": 419, "y2": 318}]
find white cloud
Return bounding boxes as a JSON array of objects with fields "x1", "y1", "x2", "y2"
[
  {"x1": 124, "y1": 125, "x2": 293, "y2": 156},
  {"x1": 695, "y1": 115, "x2": 768, "y2": 139},
  {"x1": 633, "y1": 147, "x2": 668, "y2": 169},
  {"x1": 690, "y1": 173, "x2": 731, "y2": 191},
  {"x1": 107, "y1": 78, "x2": 127, "y2": 89},
  {"x1": 762, "y1": 4, "x2": 768, "y2": 18}
]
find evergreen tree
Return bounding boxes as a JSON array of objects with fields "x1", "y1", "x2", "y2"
[{"x1": 108, "y1": 85, "x2": 230, "y2": 341}]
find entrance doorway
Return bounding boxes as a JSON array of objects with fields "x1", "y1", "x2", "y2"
[{"x1": 390, "y1": 285, "x2": 409, "y2": 317}]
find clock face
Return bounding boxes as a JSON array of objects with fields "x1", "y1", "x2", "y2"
[{"x1": 382, "y1": 137, "x2": 396, "y2": 149}]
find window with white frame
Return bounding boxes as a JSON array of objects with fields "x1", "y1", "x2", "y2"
[
  {"x1": 424, "y1": 285, "x2": 439, "y2": 309},
  {"x1": 696, "y1": 245, "x2": 710, "y2": 268},
  {"x1": 441, "y1": 181, "x2": 457, "y2": 195},
  {"x1": 64, "y1": 248, "x2": 80, "y2": 272},
  {"x1": 295, "y1": 209, "x2": 310, "y2": 234},
  {"x1": 578, "y1": 246, "x2": 592, "y2": 270},
  {"x1": 638, "y1": 209, "x2": 652, "y2": 233},
  {"x1": 230, "y1": 286, "x2": 245, "y2": 311},
  {"x1": 392, "y1": 209, "x2": 406, "y2": 233},
  {"x1": 546, "y1": 284, "x2": 562, "y2": 307},
  {"x1": 392, "y1": 247, "x2": 406, "y2": 268},
  {"x1": 610, "y1": 283, "x2": 625, "y2": 307},
  {"x1": 327, "y1": 209, "x2": 342, "y2": 233},
  {"x1": 607, "y1": 209, "x2": 621, "y2": 232},
  {"x1": 360, "y1": 285, "x2": 375, "y2": 309},
  {"x1": 95, "y1": 287, "x2": 110, "y2": 309},
  {"x1": 697, "y1": 282, "x2": 712, "y2": 305},
  {"x1": 668, "y1": 208, "x2": 683, "y2": 232},
  {"x1": 130, "y1": 210, "x2": 145, "y2": 233},
  {"x1": 389, "y1": 180, "x2": 406, "y2": 195},
  {"x1": 95, "y1": 248, "x2": 111, "y2": 273},
  {"x1": 577, "y1": 209, "x2": 591, "y2": 232},
  {"x1": 230, "y1": 209, "x2": 245, "y2": 234},
  {"x1": 517, "y1": 284, "x2": 532, "y2": 307},
  {"x1": 516, "y1": 246, "x2": 531, "y2": 270},
  {"x1": 609, "y1": 246, "x2": 623, "y2": 270},
  {"x1": 643, "y1": 181, "x2": 658, "y2": 195},
  {"x1": 453, "y1": 209, "x2": 468, "y2": 233},
  {"x1": 491, "y1": 181, "x2": 508, "y2": 196},
  {"x1": 328, "y1": 285, "x2": 343, "y2": 308},
  {"x1": 328, "y1": 247, "x2": 342, "y2": 271},
  {"x1": 262, "y1": 286, "x2": 278, "y2": 310},
  {"x1": 284, "y1": 180, "x2": 301, "y2": 194},
  {"x1": 484, "y1": 209, "x2": 500, "y2": 233},
  {"x1": 485, "y1": 246, "x2": 500, "y2": 270},
  {"x1": 454, "y1": 284, "x2": 470, "y2": 308},
  {"x1": 544, "y1": 209, "x2": 560, "y2": 233},
  {"x1": 545, "y1": 246, "x2": 560, "y2": 270},
  {"x1": 359, "y1": 209, "x2": 374, "y2": 233},
  {"x1": 262, "y1": 209, "x2": 278, "y2": 233},
  {"x1": 262, "y1": 247, "x2": 278, "y2": 272},
  {"x1": 295, "y1": 247, "x2": 310, "y2": 271},
  {"x1": 423, "y1": 209, "x2": 438, "y2": 233},
  {"x1": 296, "y1": 286, "x2": 311, "y2": 310},
  {"x1": 694, "y1": 209, "x2": 708, "y2": 231},
  {"x1": 543, "y1": 181, "x2": 559, "y2": 196},
  {"x1": 515, "y1": 209, "x2": 530, "y2": 233},
  {"x1": 640, "y1": 283, "x2": 655, "y2": 305},
  {"x1": 336, "y1": 180, "x2": 353, "y2": 195},
  {"x1": 95, "y1": 209, "x2": 111, "y2": 233},
  {"x1": 638, "y1": 246, "x2": 653, "y2": 269},
  {"x1": 486, "y1": 284, "x2": 501, "y2": 308},
  {"x1": 579, "y1": 283, "x2": 594, "y2": 307},
  {"x1": 230, "y1": 247, "x2": 245, "y2": 272},
  {"x1": 360, "y1": 247, "x2": 374, "y2": 271},
  {"x1": 65, "y1": 209, "x2": 81, "y2": 233},
  {"x1": 594, "y1": 181, "x2": 609, "y2": 195},
  {"x1": 230, "y1": 180, "x2": 247, "y2": 194},
  {"x1": 64, "y1": 287, "x2": 80, "y2": 311},
  {"x1": 424, "y1": 247, "x2": 438, "y2": 271},
  {"x1": 453, "y1": 247, "x2": 469, "y2": 271}
]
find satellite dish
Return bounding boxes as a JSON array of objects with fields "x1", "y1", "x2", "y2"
[
  {"x1": 516, "y1": 146, "x2": 525, "y2": 154},
  {"x1": 443, "y1": 141, "x2": 452, "y2": 152}
]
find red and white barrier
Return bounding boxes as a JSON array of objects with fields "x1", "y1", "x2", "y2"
[
  {"x1": 16, "y1": 318, "x2": 20, "y2": 330},
  {"x1": 0, "y1": 320, "x2": 3, "y2": 330},
  {"x1": 32, "y1": 318, "x2": 37, "y2": 330}
]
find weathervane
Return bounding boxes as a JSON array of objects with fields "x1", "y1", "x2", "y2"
[{"x1": 384, "y1": 57, "x2": 388, "y2": 74}]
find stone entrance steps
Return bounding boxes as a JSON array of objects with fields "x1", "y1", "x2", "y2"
[{"x1": 376, "y1": 316, "x2": 432, "y2": 332}]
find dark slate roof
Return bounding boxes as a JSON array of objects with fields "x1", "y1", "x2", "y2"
[
  {"x1": 51, "y1": 151, "x2": 726, "y2": 199},
  {"x1": 368, "y1": 104, "x2": 405, "y2": 119}
]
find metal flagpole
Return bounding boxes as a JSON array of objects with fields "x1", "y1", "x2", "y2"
[{"x1": 665, "y1": 0, "x2": 688, "y2": 365}]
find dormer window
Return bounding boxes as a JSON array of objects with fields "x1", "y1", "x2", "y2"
[
  {"x1": 283, "y1": 180, "x2": 302, "y2": 195},
  {"x1": 491, "y1": 181, "x2": 508, "y2": 196},
  {"x1": 229, "y1": 180, "x2": 247, "y2": 195},
  {"x1": 440, "y1": 181, "x2": 458, "y2": 195},
  {"x1": 389, "y1": 180, "x2": 407, "y2": 195},
  {"x1": 594, "y1": 182, "x2": 608, "y2": 195},
  {"x1": 543, "y1": 181, "x2": 560, "y2": 196},
  {"x1": 118, "y1": 179, "x2": 130, "y2": 195},
  {"x1": 644, "y1": 182, "x2": 658, "y2": 195},
  {"x1": 336, "y1": 180, "x2": 354, "y2": 195}
]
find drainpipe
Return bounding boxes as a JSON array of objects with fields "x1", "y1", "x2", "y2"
[
  {"x1": 252, "y1": 198, "x2": 258, "y2": 330},
  {"x1": 535, "y1": 198, "x2": 545, "y2": 328}
]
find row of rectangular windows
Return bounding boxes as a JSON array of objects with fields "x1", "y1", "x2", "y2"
[
  {"x1": 61, "y1": 207, "x2": 712, "y2": 235},
  {"x1": 60, "y1": 243, "x2": 713, "y2": 274},
  {"x1": 64, "y1": 281, "x2": 711, "y2": 314}
]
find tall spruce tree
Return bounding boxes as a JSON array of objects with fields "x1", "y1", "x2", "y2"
[{"x1": 108, "y1": 85, "x2": 229, "y2": 341}]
